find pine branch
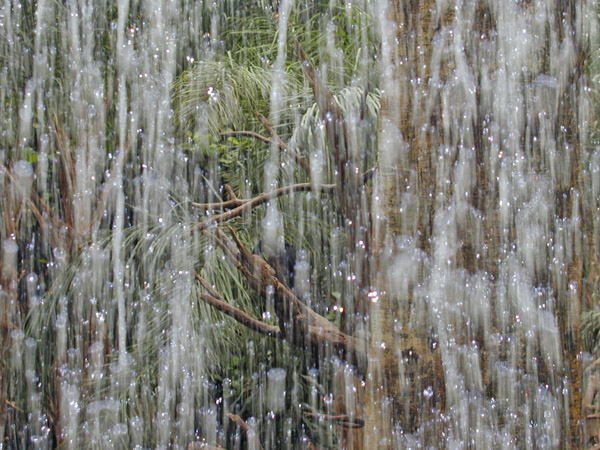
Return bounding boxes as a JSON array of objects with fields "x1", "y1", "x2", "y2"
[
  {"x1": 191, "y1": 182, "x2": 336, "y2": 231},
  {"x1": 257, "y1": 112, "x2": 311, "y2": 175},
  {"x1": 220, "y1": 130, "x2": 272, "y2": 145},
  {"x1": 294, "y1": 38, "x2": 359, "y2": 183},
  {"x1": 195, "y1": 273, "x2": 281, "y2": 338},
  {"x1": 200, "y1": 227, "x2": 367, "y2": 374}
]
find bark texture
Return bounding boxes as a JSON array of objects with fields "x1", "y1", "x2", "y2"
[{"x1": 364, "y1": 0, "x2": 593, "y2": 448}]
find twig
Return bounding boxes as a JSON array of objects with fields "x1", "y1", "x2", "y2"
[
  {"x1": 295, "y1": 37, "x2": 372, "y2": 291},
  {"x1": 363, "y1": 167, "x2": 376, "y2": 182},
  {"x1": 227, "y1": 414, "x2": 264, "y2": 450},
  {"x1": 257, "y1": 113, "x2": 311, "y2": 175},
  {"x1": 191, "y1": 183, "x2": 335, "y2": 231},
  {"x1": 195, "y1": 185, "x2": 247, "y2": 211},
  {"x1": 294, "y1": 39, "x2": 349, "y2": 178},
  {"x1": 586, "y1": 357, "x2": 600, "y2": 373},
  {"x1": 220, "y1": 130, "x2": 272, "y2": 145},
  {"x1": 89, "y1": 141, "x2": 131, "y2": 234},
  {"x1": 201, "y1": 230, "x2": 243, "y2": 271},
  {"x1": 303, "y1": 412, "x2": 365, "y2": 429},
  {"x1": 224, "y1": 184, "x2": 238, "y2": 201},
  {"x1": 294, "y1": 37, "x2": 370, "y2": 234},
  {"x1": 195, "y1": 273, "x2": 281, "y2": 338},
  {"x1": 227, "y1": 226, "x2": 255, "y2": 267},
  {"x1": 213, "y1": 227, "x2": 272, "y2": 287},
  {"x1": 307, "y1": 443, "x2": 323, "y2": 450},
  {"x1": 0, "y1": 161, "x2": 52, "y2": 237}
]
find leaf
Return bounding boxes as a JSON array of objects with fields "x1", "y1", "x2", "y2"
[{"x1": 24, "y1": 147, "x2": 38, "y2": 164}]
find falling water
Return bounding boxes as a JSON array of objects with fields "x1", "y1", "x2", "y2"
[{"x1": 0, "y1": 0, "x2": 599, "y2": 449}]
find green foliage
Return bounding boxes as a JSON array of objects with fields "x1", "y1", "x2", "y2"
[{"x1": 5, "y1": 0, "x2": 380, "y2": 448}]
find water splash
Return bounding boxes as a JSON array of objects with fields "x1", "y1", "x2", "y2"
[{"x1": 0, "y1": 0, "x2": 598, "y2": 449}]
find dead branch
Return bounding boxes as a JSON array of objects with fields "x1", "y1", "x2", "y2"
[
  {"x1": 587, "y1": 357, "x2": 600, "y2": 373},
  {"x1": 257, "y1": 113, "x2": 311, "y2": 176},
  {"x1": 200, "y1": 227, "x2": 367, "y2": 374},
  {"x1": 89, "y1": 141, "x2": 131, "y2": 234},
  {"x1": 213, "y1": 227, "x2": 280, "y2": 294},
  {"x1": 195, "y1": 273, "x2": 281, "y2": 338},
  {"x1": 0, "y1": 161, "x2": 51, "y2": 238},
  {"x1": 295, "y1": 37, "x2": 372, "y2": 306},
  {"x1": 220, "y1": 130, "x2": 272, "y2": 145},
  {"x1": 307, "y1": 443, "x2": 323, "y2": 450},
  {"x1": 219, "y1": 131, "x2": 373, "y2": 185},
  {"x1": 191, "y1": 183, "x2": 335, "y2": 231},
  {"x1": 304, "y1": 412, "x2": 365, "y2": 429},
  {"x1": 227, "y1": 413, "x2": 264, "y2": 450},
  {"x1": 224, "y1": 184, "x2": 238, "y2": 201},
  {"x1": 582, "y1": 373, "x2": 600, "y2": 447},
  {"x1": 194, "y1": 184, "x2": 247, "y2": 210},
  {"x1": 363, "y1": 167, "x2": 375, "y2": 182},
  {"x1": 201, "y1": 230, "x2": 246, "y2": 274},
  {"x1": 294, "y1": 39, "x2": 361, "y2": 187}
]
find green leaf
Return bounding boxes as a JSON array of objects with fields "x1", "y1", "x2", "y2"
[{"x1": 24, "y1": 147, "x2": 38, "y2": 164}]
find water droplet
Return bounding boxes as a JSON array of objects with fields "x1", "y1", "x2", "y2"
[{"x1": 423, "y1": 386, "x2": 434, "y2": 398}]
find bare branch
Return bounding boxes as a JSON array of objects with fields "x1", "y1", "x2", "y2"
[
  {"x1": 223, "y1": 184, "x2": 238, "y2": 201},
  {"x1": 257, "y1": 113, "x2": 311, "y2": 176},
  {"x1": 90, "y1": 141, "x2": 131, "y2": 233},
  {"x1": 363, "y1": 167, "x2": 376, "y2": 182},
  {"x1": 294, "y1": 39, "x2": 353, "y2": 180},
  {"x1": 193, "y1": 185, "x2": 247, "y2": 211},
  {"x1": 295, "y1": 37, "x2": 372, "y2": 297},
  {"x1": 304, "y1": 412, "x2": 365, "y2": 429},
  {"x1": 227, "y1": 414, "x2": 264, "y2": 450},
  {"x1": 586, "y1": 357, "x2": 600, "y2": 373},
  {"x1": 191, "y1": 183, "x2": 335, "y2": 231},
  {"x1": 227, "y1": 226, "x2": 254, "y2": 265},
  {"x1": 0, "y1": 161, "x2": 53, "y2": 237},
  {"x1": 195, "y1": 273, "x2": 281, "y2": 339},
  {"x1": 307, "y1": 443, "x2": 323, "y2": 450},
  {"x1": 201, "y1": 230, "x2": 247, "y2": 275},
  {"x1": 200, "y1": 227, "x2": 367, "y2": 374}
]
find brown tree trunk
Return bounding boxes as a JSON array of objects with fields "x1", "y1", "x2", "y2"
[
  {"x1": 364, "y1": 1, "x2": 591, "y2": 448},
  {"x1": 364, "y1": 2, "x2": 447, "y2": 447}
]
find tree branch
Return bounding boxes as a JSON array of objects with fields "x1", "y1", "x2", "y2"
[
  {"x1": 307, "y1": 443, "x2": 323, "y2": 450},
  {"x1": 191, "y1": 183, "x2": 335, "y2": 231},
  {"x1": 220, "y1": 130, "x2": 272, "y2": 145},
  {"x1": 303, "y1": 412, "x2": 365, "y2": 429},
  {"x1": 195, "y1": 273, "x2": 281, "y2": 338},
  {"x1": 294, "y1": 39, "x2": 358, "y2": 183},
  {"x1": 200, "y1": 227, "x2": 367, "y2": 374},
  {"x1": 227, "y1": 414, "x2": 264, "y2": 450},
  {"x1": 193, "y1": 184, "x2": 247, "y2": 210},
  {"x1": 201, "y1": 230, "x2": 238, "y2": 263},
  {"x1": 257, "y1": 112, "x2": 311, "y2": 176}
]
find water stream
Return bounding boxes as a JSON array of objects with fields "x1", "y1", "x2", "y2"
[{"x1": 1, "y1": 0, "x2": 599, "y2": 449}]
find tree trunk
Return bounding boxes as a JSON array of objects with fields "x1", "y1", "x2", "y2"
[
  {"x1": 364, "y1": 1, "x2": 447, "y2": 447},
  {"x1": 364, "y1": 1, "x2": 593, "y2": 448}
]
